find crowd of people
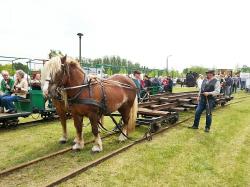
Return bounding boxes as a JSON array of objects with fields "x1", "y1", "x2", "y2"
[
  {"x1": 0, "y1": 70, "x2": 41, "y2": 114},
  {"x1": 196, "y1": 73, "x2": 243, "y2": 98},
  {"x1": 132, "y1": 70, "x2": 174, "y2": 98}
]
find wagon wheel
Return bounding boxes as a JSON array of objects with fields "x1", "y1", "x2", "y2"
[{"x1": 150, "y1": 122, "x2": 161, "y2": 133}]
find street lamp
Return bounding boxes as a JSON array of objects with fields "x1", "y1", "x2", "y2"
[
  {"x1": 166, "y1": 55, "x2": 172, "y2": 76},
  {"x1": 77, "y1": 33, "x2": 83, "y2": 63}
]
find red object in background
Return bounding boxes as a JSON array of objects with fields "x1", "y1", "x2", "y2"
[
  {"x1": 162, "y1": 79, "x2": 169, "y2": 86},
  {"x1": 140, "y1": 80, "x2": 145, "y2": 88}
]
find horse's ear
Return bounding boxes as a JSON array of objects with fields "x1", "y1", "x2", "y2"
[{"x1": 61, "y1": 55, "x2": 67, "y2": 64}]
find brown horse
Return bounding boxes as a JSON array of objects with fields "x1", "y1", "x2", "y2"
[{"x1": 41, "y1": 56, "x2": 137, "y2": 152}]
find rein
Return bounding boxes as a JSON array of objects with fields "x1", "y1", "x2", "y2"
[{"x1": 61, "y1": 79, "x2": 134, "y2": 91}]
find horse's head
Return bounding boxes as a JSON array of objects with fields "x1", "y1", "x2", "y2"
[
  {"x1": 41, "y1": 55, "x2": 84, "y2": 99},
  {"x1": 41, "y1": 55, "x2": 69, "y2": 98}
]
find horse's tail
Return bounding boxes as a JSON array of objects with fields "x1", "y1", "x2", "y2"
[{"x1": 127, "y1": 95, "x2": 138, "y2": 133}]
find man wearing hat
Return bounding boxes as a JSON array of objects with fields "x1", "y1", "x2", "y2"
[{"x1": 189, "y1": 69, "x2": 220, "y2": 132}]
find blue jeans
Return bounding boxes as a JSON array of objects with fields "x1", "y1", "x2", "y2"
[
  {"x1": 193, "y1": 96, "x2": 215, "y2": 129},
  {"x1": 1, "y1": 95, "x2": 23, "y2": 111},
  {"x1": 0, "y1": 93, "x2": 11, "y2": 107}
]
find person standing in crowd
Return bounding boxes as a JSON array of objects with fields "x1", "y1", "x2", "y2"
[
  {"x1": 132, "y1": 70, "x2": 142, "y2": 97},
  {"x1": 164, "y1": 76, "x2": 173, "y2": 93},
  {"x1": 196, "y1": 74, "x2": 204, "y2": 89},
  {"x1": 0, "y1": 70, "x2": 15, "y2": 113},
  {"x1": 232, "y1": 75, "x2": 239, "y2": 93},
  {"x1": 224, "y1": 74, "x2": 233, "y2": 98},
  {"x1": 189, "y1": 70, "x2": 220, "y2": 132},
  {"x1": 143, "y1": 75, "x2": 151, "y2": 90},
  {"x1": 240, "y1": 75, "x2": 246, "y2": 90},
  {"x1": 162, "y1": 77, "x2": 169, "y2": 87},
  {"x1": 1, "y1": 70, "x2": 28, "y2": 113},
  {"x1": 219, "y1": 74, "x2": 225, "y2": 94}
]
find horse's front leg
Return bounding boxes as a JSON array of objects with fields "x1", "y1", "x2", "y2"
[
  {"x1": 90, "y1": 115, "x2": 103, "y2": 152},
  {"x1": 72, "y1": 114, "x2": 84, "y2": 150},
  {"x1": 59, "y1": 114, "x2": 68, "y2": 144}
]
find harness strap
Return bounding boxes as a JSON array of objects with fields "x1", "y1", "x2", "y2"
[
  {"x1": 109, "y1": 114, "x2": 134, "y2": 141},
  {"x1": 99, "y1": 80, "x2": 108, "y2": 114},
  {"x1": 68, "y1": 98, "x2": 105, "y2": 109},
  {"x1": 98, "y1": 121, "x2": 110, "y2": 132},
  {"x1": 67, "y1": 76, "x2": 89, "y2": 102}
]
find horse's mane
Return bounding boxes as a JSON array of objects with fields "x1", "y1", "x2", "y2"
[{"x1": 41, "y1": 55, "x2": 84, "y2": 85}]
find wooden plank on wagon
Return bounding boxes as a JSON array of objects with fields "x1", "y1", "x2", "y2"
[
  {"x1": 181, "y1": 104, "x2": 197, "y2": 108},
  {"x1": 138, "y1": 101, "x2": 159, "y2": 107},
  {"x1": 171, "y1": 107, "x2": 189, "y2": 112},
  {"x1": 178, "y1": 98, "x2": 192, "y2": 102},
  {"x1": 150, "y1": 102, "x2": 178, "y2": 110},
  {"x1": 138, "y1": 108, "x2": 170, "y2": 116}
]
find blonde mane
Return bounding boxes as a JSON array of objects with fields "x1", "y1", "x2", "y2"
[
  {"x1": 41, "y1": 56, "x2": 84, "y2": 86},
  {"x1": 41, "y1": 56, "x2": 62, "y2": 85}
]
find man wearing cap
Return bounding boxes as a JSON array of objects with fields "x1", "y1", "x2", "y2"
[{"x1": 189, "y1": 70, "x2": 220, "y2": 132}]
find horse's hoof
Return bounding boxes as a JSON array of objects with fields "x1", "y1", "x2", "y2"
[
  {"x1": 73, "y1": 138, "x2": 78, "y2": 144},
  {"x1": 118, "y1": 133, "x2": 127, "y2": 142},
  {"x1": 59, "y1": 137, "x2": 67, "y2": 144},
  {"x1": 92, "y1": 145, "x2": 103, "y2": 153},
  {"x1": 59, "y1": 140, "x2": 67, "y2": 144},
  {"x1": 72, "y1": 143, "x2": 84, "y2": 150}
]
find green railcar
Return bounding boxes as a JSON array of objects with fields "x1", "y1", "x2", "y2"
[
  {"x1": 0, "y1": 89, "x2": 56, "y2": 127},
  {"x1": 15, "y1": 90, "x2": 45, "y2": 113}
]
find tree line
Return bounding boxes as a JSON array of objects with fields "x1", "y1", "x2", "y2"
[{"x1": 1, "y1": 50, "x2": 249, "y2": 77}]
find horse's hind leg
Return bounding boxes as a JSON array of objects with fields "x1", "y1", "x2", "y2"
[
  {"x1": 72, "y1": 114, "x2": 84, "y2": 150},
  {"x1": 90, "y1": 115, "x2": 103, "y2": 152},
  {"x1": 118, "y1": 107, "x2": 130, "y2": 141}
]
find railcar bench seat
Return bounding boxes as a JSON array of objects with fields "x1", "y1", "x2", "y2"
[{"x1": 15, "y1": 90, "x2": 45, "y2": 113}]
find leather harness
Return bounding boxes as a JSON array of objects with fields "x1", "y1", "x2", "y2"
[{"x1": 65, "y1": 76, "x2": 108, "y2": 115}]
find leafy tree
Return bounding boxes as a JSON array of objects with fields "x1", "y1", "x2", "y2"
[
  {"x1": 0, "y1": 64, "x2": 15, "y2": 76},
  {"x1": 241, "y1": 65, "x2": 250, "y2": 73},
  {"x1": 48, "y1": 49, "x2": 64, "y2": 58},
  {"x1": 183, "y1": 66, "x2": 208, "y2": 75},
  {"x1": 13, "y1": 63, "x2": 29, "y2": 73}
]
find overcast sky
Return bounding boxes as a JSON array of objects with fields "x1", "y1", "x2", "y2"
[{"x1": 0, "y1": 0, "x2": 249, "y2": 71}]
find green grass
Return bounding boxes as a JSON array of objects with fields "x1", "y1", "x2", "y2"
[
  {"x1": 0, "y1": 89, "x2": 249, "y2": 187},
  {"x1": 173, "y1": 85, "x2": 198, "y2": 93}
]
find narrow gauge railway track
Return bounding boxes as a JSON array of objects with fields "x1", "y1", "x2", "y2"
[
  {"x1": 0, "y1": 115, "x2": 60, "y2": 129},
  {"x1": 19, "y1": 116, "x2": 60, "y2": 127},
  {"x1": 0, "y1": 97, "x2": 247, "y2": 183}
]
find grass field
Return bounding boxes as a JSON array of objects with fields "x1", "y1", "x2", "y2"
[
  {"x1": 0, "y1": 89, "x2": 249, "y2": 187},
  {"x1": 61, "y1": 91, "x2": 250, "y2": 187}
]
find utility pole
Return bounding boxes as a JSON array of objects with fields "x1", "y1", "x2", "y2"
[
  {"x1": 166, "y1": 55, "x2": 172, "y2": 76},
  {"x1": 77, "y1": 33, "x2": 83, "y2": 64}
]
